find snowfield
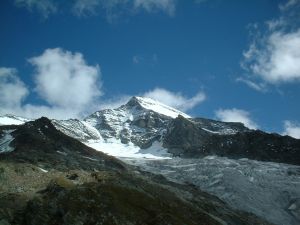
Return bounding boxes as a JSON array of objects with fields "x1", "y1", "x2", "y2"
[
  {"x1": 86, "y1": 139, "x2": 171, "y2": 159},
  {"x1": 0, "y1": 115, "x2": 30, "y2": 125},
  {"x1": 134, "y1": 96, "x2": 191, "y2": 118}
]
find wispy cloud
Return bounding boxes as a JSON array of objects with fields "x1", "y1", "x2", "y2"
[
  {"x1": 241, "y1": 0, "x2": 300, "y2": 87},
  {"x1": 15, "y1": 0, "x2": 177, "y2": 21},
  {"x1": 14, "y1": 0, "x2": 57, "y2": 18},
  {"x1": 215, "y1": 108, "x2": 258, "y2": 129},
  {"x1": 132, "y1": 54, "x2": 158, "y2": 65},
  {"x1": 194, "y1": 0, "x2": 208, "y2": 4},
  {"x1": 143, "y1": 88, "x2": 206, "y2": 112},
  {"x1": 236, "y1": 77, "x2": 267, "y2": 92},
  {"x1": 72, "y1": 0, "x2": 102, "y2": 16},
  {"x1": 279, "y1": 0, "x2": 300, "y2": 11},
  {"x1": 132, "y1": 55, "x2": 142, "y2": 64},
  {"x1": 133, "y1": 0, "x2": 176, "y2": 16},
  {"x1": 73, "y1": 0, "x2": 176, "y2": 22},
  {"x1": 283, "y1": 120, "x2": 300, "y2": 139}
]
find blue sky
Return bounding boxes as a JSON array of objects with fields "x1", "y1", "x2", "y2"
[{"x1": 0, "y1": 0, "x2": 300, "y2": 137}]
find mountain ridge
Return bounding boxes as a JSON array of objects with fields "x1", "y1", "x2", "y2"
[{"x1": 1, "y1": 96, "x2": 300, "y2": 164}]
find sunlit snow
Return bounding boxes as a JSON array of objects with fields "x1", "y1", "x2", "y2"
[
  {"x1": 86, "y1": 139, "x2": 171, "y2": 159},
  {"x1": 0, "y1": 115, "x2": 29, "y2": 125},
  {"x1": 135, "y1": 96, "x2": 190, "y2": 118}
]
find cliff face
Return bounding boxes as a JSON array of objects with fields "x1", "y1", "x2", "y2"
[{"x1": 163, "y1": 115, "x2": 300, "y2": 165}]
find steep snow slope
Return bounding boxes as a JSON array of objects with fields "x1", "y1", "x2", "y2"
[
  {"x1": 0, "y1": 115, "x2": 30, "y2": 125},
  {"x1": 134, "y1": 96, "x2": 191, "y2": 118}
]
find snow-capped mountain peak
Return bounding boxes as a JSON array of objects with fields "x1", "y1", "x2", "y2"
[{"x1": 125, "y1": 96, "x2": 190, "y2": 119}]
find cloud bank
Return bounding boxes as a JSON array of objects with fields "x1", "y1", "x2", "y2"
[{"x1": 215, "y1": 108, "x2": 258, "y2": 129}]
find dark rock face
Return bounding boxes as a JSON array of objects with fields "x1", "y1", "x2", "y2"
[{"x1": 163, "y1": 116, "x2": 300, "y2": 165}]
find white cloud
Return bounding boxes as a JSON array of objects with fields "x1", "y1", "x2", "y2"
[
  {"x1": 215, "y1": 108, "x2": 258, "y2": 129},
  {"x1": 29, "y1": 48, "x2": 102, "y2": 111},
  {"x1": 143, "y1": 88, "x2": 206, "y2": 112},
  {"x1": 14, "y1": 0, "x2": 57, "y2": 18},
  {"x1": 245, "y1": 30, "x2": 300, "y2": 83},
  {"x1": 242, "y1": 0, "x2": 300, "y2": 85},
  {"x1": 283, "y1": 120, "x2": 300, "y2": 139},
  {"x1": 0, "y1": 67, "x2": 28, "y2": 112},
  {"x1": 0, "y1": 48, "x2": 102, "y2": 120}
]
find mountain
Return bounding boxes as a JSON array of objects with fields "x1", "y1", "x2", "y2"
[
  {"x1": 0, "y1": 117, "x2": 271, "y2": 225},
  {"x1": 2, "y1": 96, "x2": 299, "y2": 162},
  {"x1": 48, "y1": 96, "x2": 300, "y2": 165},
  {"x1": 1, "y1": 96, "x2": 300, "y2": 225}
]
